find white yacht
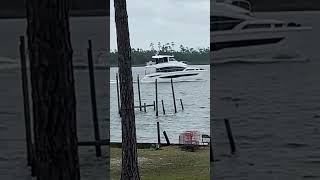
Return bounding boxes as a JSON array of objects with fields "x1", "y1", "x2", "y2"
[
  {"x1": 141, "y1": 55, "x2": 207, "y2": 83},
  {"x1": 211, "y1": 0, "x2": 312, "y2": 63}
]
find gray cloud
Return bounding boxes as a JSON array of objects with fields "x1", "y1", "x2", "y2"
[{"x1": 110, "y1": 0, "x2": 209, "y2": 50}]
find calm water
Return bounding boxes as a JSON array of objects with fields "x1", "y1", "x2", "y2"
[
  {"x1": 110, "y1": 66, "x2": 210, "y2": 143},
  {"x1": 212, "y1": 11, "x2": 320, "y2": 179}
]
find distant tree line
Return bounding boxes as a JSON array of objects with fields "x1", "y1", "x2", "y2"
[{"x1": 110, "y1": 42, "x2": 210, "y2": 66}]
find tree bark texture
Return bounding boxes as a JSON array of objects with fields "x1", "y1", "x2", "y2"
[
  {"x1": 26, "y1": 0, "x2": 80, "y2": 179},
  {"x1": 114, "y1": 0, "x2": 140, "y2": 179}
]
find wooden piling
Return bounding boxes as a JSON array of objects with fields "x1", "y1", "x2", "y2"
[
  {"x1": 153, "y1": 101, "x2": 155, "y2": 111},
  {"x1": 180, "y1": 99, "x2": 184, "y2": 110},
  {"x1": 116, "y1": 73, "x2": 121, "y2": 116},
  {"x1": 161, "y1": 100, "x2": 165, "y2": 115},
  {"x1": 163, "y1": 131, "x2": 170, "y2": 145},
  {"x1": 155, "y1": 79, "x2": 158, "y2": 117},
  {"x1": 31, "y1": 145, "x2": 37, "y2": 177},
  {"x1": 210, "y1": 141, "x2": 214, "y2": 162},
  {"x1": 87, "y1": 40, "x2": 102, "y2": 157},
  {"x1": 137, "y1": 74, "x2": 142, "y2": 111},
  {"x1": 171, "y1": 78, "x2": 177, "y2": 113},
  {"x1": 157, "y1": 122, "x2": 161, "y2": 146},
  {"x1": 19, "y1": 36, "x2": 33, "y2": 167},
  {"x1": 144, "y1": 103, "x2": 146, "y2": 112},
  {"x1": 224, "y1": 119, "x2": 236, "y2": 154}
]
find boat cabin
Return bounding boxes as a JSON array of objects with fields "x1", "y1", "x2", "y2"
[{"x1": 151, "y1": 55, "x2": 176, "y2": 64}]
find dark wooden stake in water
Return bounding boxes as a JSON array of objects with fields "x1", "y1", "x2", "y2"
[
  {"x1": 224, "y1": 119, "x2": 236, "y2": 154},
  {"x1": 163, "y1": 131, "x2": 170, "y2": 145},
  {"x1": 30, "y1": 144, "x2": 36, "y2": 177},
  {"x1": 87, "y1": 40, "x2": 102, "y2": 157},
  {"x1": 116, "y1": 73, "x2": 121, "y2": 115},
  {"x1": 153, "y1": 101, "x2": 155, "y2": 111},
  {"x1": 137, "y1": 74, "x2": 142, "y2": 111},
  {"x1": 157, "y1": 122, "x2": 161, "y2": 146},
  {"x1": 144, "y1": 103, "x2": 146, "y2": 112},
  {"x1": 19, "y1": 36, "x2": 33, "y2": 167},
  {"x1": 171, "y1": 78, "x2": 177, "y2": 113},
  {"x1": 180, "y1": 99, "x2": 184, "y2": 110},
  {"x1": 161, "y1": 100, "x2": 165, "y2": 115},
  {"x1": 155, "y1": 79, "x2": 158, "y2": 117},
  {"x1": 210, "y1": 141, "x2": 214, "y2": 162}
]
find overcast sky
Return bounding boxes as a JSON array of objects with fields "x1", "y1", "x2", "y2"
[{"x1": 110, "y1": 0, "x2": 210, "y2": 51}]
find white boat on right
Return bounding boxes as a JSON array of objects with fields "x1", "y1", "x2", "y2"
[{"x1": 211, "y1": 0, "x2": 312, "y2": 64}]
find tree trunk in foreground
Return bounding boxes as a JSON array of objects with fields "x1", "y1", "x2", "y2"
[
  {"x1": 114, "y1": 0, "x2": 140, "y2": 179},
  {"x1": 26, "y1": 0, "x2": 80, "y2": 179}
]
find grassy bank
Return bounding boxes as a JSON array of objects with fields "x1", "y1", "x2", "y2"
[{"x1": 111, "y1": 146, "x2": 209, "y2": 180}]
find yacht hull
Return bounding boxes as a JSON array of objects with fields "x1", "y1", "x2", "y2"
[
  {"x1": 141, "y1": 70, "x2": 207, "y2": 83},
  {"x1": 211, "y1": 27, "x2": 311, "y2": 64}
]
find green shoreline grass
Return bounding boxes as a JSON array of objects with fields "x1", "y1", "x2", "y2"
[{"x1": 111, "y1": 146, "x2": 209, "y2": 180}]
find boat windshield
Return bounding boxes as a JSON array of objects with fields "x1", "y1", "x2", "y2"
[{"x1": 154, "y1": 57, "x2": 168, "y2": 64}]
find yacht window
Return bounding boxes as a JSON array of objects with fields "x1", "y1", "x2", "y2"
[
  {"x1": 186, "y1": 69, "x2": 195, "y2": 71},
  {"x1": 211, "y1": 16, "x2": 244, "y2": 31},
  {"x1": 212, "y1": 22, "x2": 242, "y2": 31},
  {"x1": 156, "y1": 66, "x2": 185, "y2": 73},
  {"x1": 232, "y1": 1, "x2": 251, "y2": 11},
  {"x1": 243, "y1": 24, "x2": 271, "y2": 29},
  {"x1": 211, "y1": 16, "x2": 243, "y2": 22},
  {"x1": 156, "y1": 57, "x2": 169, "y2": 64},
  {"x1": 288, "y1": 22, "x2": 301, "y2": 27},
  {"x1": 275, "y1": 23, "x2": 284, "y2": 28}
]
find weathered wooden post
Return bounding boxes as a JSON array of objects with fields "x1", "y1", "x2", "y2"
[
  {"x1": 224, "y1": 119, "x2": 236, "y2": 154},
  {"x1": 31, "y1": 145, "x2": 36, "y2": 177},
  {"x1": 210, "y1": 141, "x2": 214, "y2": 162},
  {"x1": 137, "y1": 74, "x2": 142, "y2": 111},
  {"x1": 155, "y1": 79, "x2": 158, "y2": 117},
  {"x1": 180, "y1": 99, "x2": 184, "y2": 110},
  {"x1": 19, "y1": 36, "x2": 33, "y2": 167},
  {"x1": 171, "y1": 78, "x2": 177, "y2": 113},
  {"x1": 116, "y1": 73, "x2": 121, "y2": 116},
  {"x1": 153, "y1": 101, "x2": 155, "y2": 111},
  {"x1": 87, "y1": 40, "x2": 102, "y2": 157},
  {"x1": 163, "y1": 131, "x2": 170, "y2": 145},
  {"x1": 161, "y1": 100, "x2": 165, "y2": 115},
  {"x1": 157, "y1": 122, "x2": 161, "y2": 146}
]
